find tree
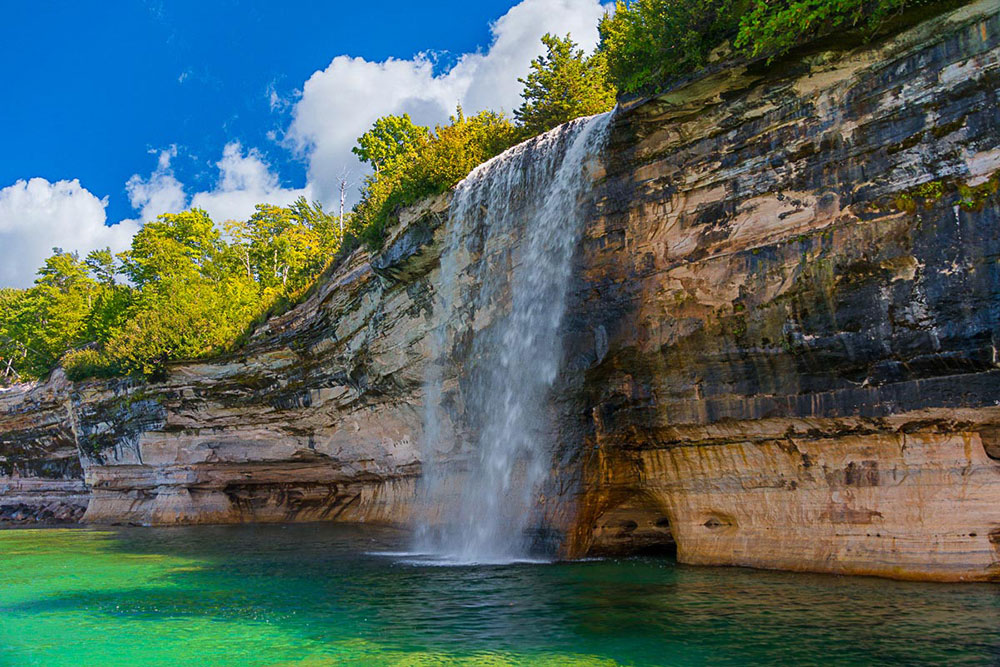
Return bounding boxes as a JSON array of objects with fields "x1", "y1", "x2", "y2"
[
  {"x1": 0, "y1": 250, "x2": 98, "y2": 378},
  {"x1": 83, "y1": 248, "x2": 131, "y2": 344},
  {"x1": 0, "y1": 288, "x2": 32, "y2": 383},
  {"x1": 352, "y1": 114, "x2": 429, "y2": 175},
  {"x1": 120, "y1": 209, "x2": 224, "y2": 287},
  {"x1": 515, "y1": 33, "x2": 617, "y2": 136},
  {"x1": 85, "y1": 248, "x2": 118, "y2": 286},
  {"x1": 598, "y1": 0, "x2": 741, "y2": 95},
  {"x1": 225, "y1": 199, "x2": 339, "y2": 293},
  {"x1": 599, "y1": 0, "x2": 925, "y2": 94},
  {"x1": 289, "y1": 196, "x2": 342, "y2": 259}
]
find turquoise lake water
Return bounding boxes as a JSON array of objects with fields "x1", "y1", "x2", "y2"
[{"x1": 1, "y1": 524, "x2": 998, "y2": 665}]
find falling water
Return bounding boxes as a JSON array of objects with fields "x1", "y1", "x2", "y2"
[{"x1": 416, "y1": 110, "x2": 614, "y2": 564}]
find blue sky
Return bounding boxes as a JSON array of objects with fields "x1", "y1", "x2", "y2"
[
  {"x1": 2, "y1": 1, "x2": 520, "y2": 223},
  {"x1": 0, "y1": 0, "x2": 607, "y2": 287}
]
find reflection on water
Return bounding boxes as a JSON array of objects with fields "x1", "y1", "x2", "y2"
[{"x1": 1, "y1": 523, "x2": 999, "y2": 666}]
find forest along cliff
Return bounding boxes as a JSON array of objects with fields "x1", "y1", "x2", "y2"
[{"x1": 2, "y1": 0, "x2": 1000, "y2": 581}]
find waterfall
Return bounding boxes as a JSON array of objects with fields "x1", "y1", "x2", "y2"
[{"x1": 415, "y1": 110, "x2": 614, "y2": 565}]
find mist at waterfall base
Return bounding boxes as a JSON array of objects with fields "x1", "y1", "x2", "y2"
[{"x1": 408, "y1": 111, "x2": 614, "y2": 566}]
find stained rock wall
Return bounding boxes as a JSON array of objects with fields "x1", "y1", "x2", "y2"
[
  {"x1": 3, "y1": 0, "x2": 1000, "y2": 581},
  {"x1": 566, "y1": 0, "x2": 1000, "y2": 581},
  {"x1": 0, "y1": 197, "x2": 452, "y2": 527},
  {"x1": 0, "y1": 372, "x2": 88, "y2": 523}
]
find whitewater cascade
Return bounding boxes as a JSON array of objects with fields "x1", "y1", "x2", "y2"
[{"x1": 416, "y1": 111, "x2": 614, "y2": 564}]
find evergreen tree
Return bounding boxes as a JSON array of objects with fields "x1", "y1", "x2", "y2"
[{"x1": 515, "y1": 33, "x2": 617, "y2": 137}]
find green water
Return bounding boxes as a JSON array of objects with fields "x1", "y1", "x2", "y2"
[{"x1": 1, "y1": 525, "x2": 998, "y2": 666}]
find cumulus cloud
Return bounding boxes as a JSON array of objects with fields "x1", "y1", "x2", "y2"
[
  {"x1": 286, "y1": 0, "x2": 608, "y2": 204},
  {"x1": 125, "y1": 146, "x2": 186, "y2": 222},
  {"x1": 122, "y1": 141, "x2": 310, "y2": 227},
  {"x1": 189, "y1": 142, "x2": 310, "y2": 222},
  {"x1": 0, "y1": 178, "x2": 138, "y2": 288}
]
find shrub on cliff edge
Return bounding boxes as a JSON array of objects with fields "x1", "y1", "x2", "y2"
[{"x1": 351, "y1": 108, "x2": 519, "y2": 249}]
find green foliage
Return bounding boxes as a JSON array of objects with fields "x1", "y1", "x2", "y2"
[
  {"x1": 0, "y1": 288, "x2": 34, "y2": 383},
  {"x1": 226, "y1": 198, "x2": 341, "y2": 293},
  {"x1": 889, "y1": 171, "x2": 1000, "y2": 215},
  {"x1": 62, "y1": 348, "x2": 120, "y2": 382},
  {"x1": 101, "y1": 273, "x2": 262, "y2": 376},
  {"x1": 120, "y1": 209, "x2": 223, "y2": 288},
  {"x1": 352, "y1": 108, "x2": 519, "y2": 249},
  {"x1": 351, "y1": 114, "x2": 430, "y2": 175},
  {"x1": 599, "y1": 0, "x2": 932, "y2": 94},
  {"x1": 85, "y1": 248, "x2": 117, "y2": 285},
  {"x1": 599, "y1": 0, "x2": 743, "y2": 95},
  {"x1": 515, "y1": 33, "x2": 617, "y2": 137},
  {"x1": 0, "y1": 250, "x2": 99, "y2": 380},
  {"x1": 957, "y1": 174, "x2": 1000, "y2": 211},
  {"x1": 2, "y1": 200, "x2": 345, "y2": 383},
  {"x1": 734, "y1": 0, "x2": 913, "y2": 58}
]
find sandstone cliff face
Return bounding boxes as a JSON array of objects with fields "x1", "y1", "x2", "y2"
[
  {"x1": 0, "y1": 373, "x2": 87, "y2": 523},
  {"x1": 3, "y1": 0, "x2": 1000, "y2": 581},
  {"x1": 1, "y1": 197, "x2": 451, "y2": 526},
  {"x1": 566, "y1": 0, "x2": 1000, "y2": 580}
]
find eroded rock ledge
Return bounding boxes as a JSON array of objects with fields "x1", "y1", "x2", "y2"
[{"x1": 3, "y1": 0, "x2": 1000, "y2": 581}]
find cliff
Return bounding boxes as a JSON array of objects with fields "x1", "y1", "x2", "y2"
[
  {"x1": 3, "y1": 0, "x2": 1000, "y2": 580},
  {"x1": 0, "y1": 373, "x2": 87, "y2": 523},
  {"x1": 567, "y1": 0, "x2": 1000, "y2": 580}
]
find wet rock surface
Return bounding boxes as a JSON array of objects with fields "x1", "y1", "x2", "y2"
[{"x1": 0, "y1": 502, "x2": 86, "y2": 525}]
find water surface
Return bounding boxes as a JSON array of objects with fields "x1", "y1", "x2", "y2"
[{"x1": 1, "y1": 524, "x2": 998, "y2": 665}]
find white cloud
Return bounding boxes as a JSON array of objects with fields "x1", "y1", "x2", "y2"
[
  {"x1": 123, "y1": 141, "x2": 310, "y2": 226},
  {"x1": 125, "y1": 146, "x2": 186, "y2": 222},
  {"x1": 286, "y1": 0, "x2": 608, "y2": 205},
  {"x1": 190, "y1": 142, "x2": 311, "y2": 222},
  {"x1": 267, "y1": 81, "x2": 290, "y2": 113},
  {"x1": 0, "y1": 178, "x2": 138, "y2": 289}
]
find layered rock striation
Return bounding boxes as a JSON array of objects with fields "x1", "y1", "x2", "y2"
[
  {"x1": 1, "y1": 199, "x2": 450, "y2": 526},
  {"x1": 0, "y1": 373, "x2": 88, "y2": 523},
  {"x1": 3, "y1": 0, "x2": 1000, "y2": 580},
  {"x1": 567, "y1": 0, "x2": 1000, "y2": 580}
]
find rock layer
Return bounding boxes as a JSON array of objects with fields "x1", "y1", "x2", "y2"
[
  {"x1": 566, "y1": 0, "x2": 1000, "y2": 581},
  {"x1": 3, "y1": 0, "x2": 1000, "y2": 581},
  {"x1": 0, "y1": 372, "x2": 88, "y2": 523}
]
